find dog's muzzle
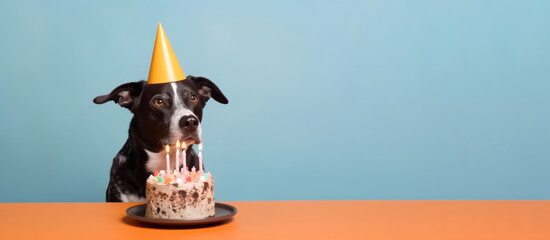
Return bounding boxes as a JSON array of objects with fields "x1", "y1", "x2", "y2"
[{"x1": 177, "y1": 115, "x2": 201, "y2": 145}]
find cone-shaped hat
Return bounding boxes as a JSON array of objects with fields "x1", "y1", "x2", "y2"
[{"x1": 147, "y1": 22, "x2": 186, "y2": 84}]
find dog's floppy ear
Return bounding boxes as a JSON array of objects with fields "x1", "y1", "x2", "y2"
[
  {"x1": 189, "y1": 76, "x2": 228, "y2": 104},
  {"x1": 93, "y1": 80, "x2": 145, "y2": 109}
]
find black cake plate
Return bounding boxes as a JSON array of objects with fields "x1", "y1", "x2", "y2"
[{"x1": 126, "y1": 202, "x2": 237, "y2": 227}]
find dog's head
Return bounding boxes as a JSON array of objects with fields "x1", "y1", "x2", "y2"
[{"x1": 94, "y1": 75, "x2": 228, "y2": 151}]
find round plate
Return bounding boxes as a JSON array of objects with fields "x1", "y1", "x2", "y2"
[{"x1": 126, "y1": 202, "x2": 237, "y2": 227}]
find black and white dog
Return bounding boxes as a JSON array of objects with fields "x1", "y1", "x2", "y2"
[{"x1": 93, "y1": 75, "x2": 228, "y2": 202}]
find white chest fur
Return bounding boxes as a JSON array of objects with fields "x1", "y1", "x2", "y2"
[
  {"x1": 145, "y1": 149, "x2": 181, "y2": 173},
  {"x1": 118, "y1": 192, "x2": 145, "y2": 202}
]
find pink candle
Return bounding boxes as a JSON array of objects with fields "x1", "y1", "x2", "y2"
[
  {"x1": 165, "y1": 145, "x2": 170, "y2": 173},
  {"x1": 175, "y1": 141, "x2": 180, "y2": 172},
  {"x1": 182, "y1": 142, "x2": 187, "y2": 172},
  {"x1": 198, "y1": 143, "x2": 203, "y2": 173}
]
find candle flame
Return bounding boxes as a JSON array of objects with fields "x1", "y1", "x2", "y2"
[
  {"x1": 176, "y1": 140, "x2": 180, "y2": 148},
  {"x1": 182, "y1": 142, "x2": 186, "y2": 150},
  {"x1": 166, "y1": 145, "x2": 170, "y2": 152}
]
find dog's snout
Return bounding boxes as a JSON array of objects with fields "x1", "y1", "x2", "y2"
[{"x1": 179, "y1": 116, "x2": 199, "y2": 132}]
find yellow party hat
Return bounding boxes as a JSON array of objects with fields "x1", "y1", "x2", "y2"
[{"x1": 147, "y1": 22, "x2": 186, "y2": 84}]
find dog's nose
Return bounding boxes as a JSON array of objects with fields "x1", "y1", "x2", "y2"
[{"x1": 179, "y1": 116, "x2": 199, "y2": 132}]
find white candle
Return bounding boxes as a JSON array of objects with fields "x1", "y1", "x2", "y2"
[
  {"x1": 175, "y1": 141, "x2": 180, "y2": 172},
  {"x1": 182, "y1": 142, "x2": 187, "y2": 172},
  {"x1": 165, "y1": 145, "x2": 170, "y2": 173},
  {"x1": 198, "y1": 143, "x2": 203, "y2": 173}
]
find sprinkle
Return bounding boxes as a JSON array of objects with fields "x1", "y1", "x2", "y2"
[
  {"x1": 159, "y1": 170, "x2": 165, "y2": 175},
  {"x1": 203, "y1": 173, "x2": 208, "y2": 179},
  {"x1": 176, "y1": 178, "x2": 183, "y2": 183},
  {"x1": 153, "y1": 170, "x2": 159, "y2": 177},
  {"x1": 191, "y1": 166, "x2": 196, "y2": 173},
  {"x1": 148, "y1": 175, "x2": 154, "y2": 179},
  {"x1": 200, "y1": 175, "x2": 206, "y2": 181},
  {"x1": 157, "y1": 176, "x2": 164, "y2": 182},
  {"x1": 207, "y1": 172, "x2": 212, "y2": 178},
  {"x1": 185, "y1": 176, "x2": 192, "y2": 182}
]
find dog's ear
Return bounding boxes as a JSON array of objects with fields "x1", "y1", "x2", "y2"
[
  {"x1": 189, "y1": 76, "x2": 228, "y2": 104},
  {"x1": 93, "y1": 81, "x2": 145, "y2": 109}
]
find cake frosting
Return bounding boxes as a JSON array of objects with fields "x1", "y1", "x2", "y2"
[{"x1": 145, "y1": 169, "x2": 215, "y2": 219}]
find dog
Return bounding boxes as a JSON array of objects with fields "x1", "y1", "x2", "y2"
[{"x1": 93, "y1": 75, "x2": 228, "y2": 202}]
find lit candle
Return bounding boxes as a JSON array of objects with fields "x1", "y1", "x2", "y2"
[
  {"x1": 175, "y1": 141, "x2": 180, "y2": 172},
  {"x1": 182, "y1": 142, "x2": 187, "y2": 173},
  {"x1": 198, "y1": 143, "x2": 203, "y2": 173},
  {"x1": 165, "y1": 145, "x2": 170, "y2": 173}
]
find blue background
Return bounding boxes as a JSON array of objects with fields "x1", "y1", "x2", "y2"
[{"x1": 0, "y1": 0, "x2": 549, "y2": 202}]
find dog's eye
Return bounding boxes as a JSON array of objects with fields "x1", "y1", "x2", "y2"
[
  {"x1": 190, "y1": 94, "x2": 198, "y2": 103},
  {"x1": 153, "y1": 98, "x2": 165, "y2": 107}
]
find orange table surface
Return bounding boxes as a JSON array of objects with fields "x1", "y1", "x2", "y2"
[{"x1": 1, "y1": 200, "x2": 549, "y2": 240}]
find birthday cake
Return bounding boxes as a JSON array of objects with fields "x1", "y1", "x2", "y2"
[{"x1": 145, "y1": 168, "x2": 215, "y2": 219}]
